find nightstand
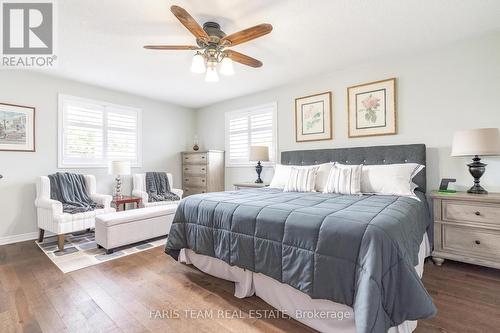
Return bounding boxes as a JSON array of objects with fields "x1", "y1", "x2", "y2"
[
  {"x1": 431, "y1": 191, "x2": 500, "y2": 269},
  {"x1": 111, "y1": 196, "x2": 142, "y2": 211},
  {"x1": 233, "y1": 182, "x2": 270, "y2": 190}
]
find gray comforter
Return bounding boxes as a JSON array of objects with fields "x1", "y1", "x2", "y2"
[{"x1": 165, "y1": 188, "x2": 436, "y2": 333}]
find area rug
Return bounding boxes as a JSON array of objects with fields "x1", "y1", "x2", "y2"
[{"x1": 36, "y1": 230, "x2": 167, "y2": 273}]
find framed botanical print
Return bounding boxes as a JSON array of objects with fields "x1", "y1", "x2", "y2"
[
  {"x1": 295, "y1": 91, "x2": 332, "y2": 142},
  {"x1": 0, "y1": 103, "x2": 36, "y2": 152},
  {"x1": 347, "y1": 78, "x2": 396, "y2": 138}
]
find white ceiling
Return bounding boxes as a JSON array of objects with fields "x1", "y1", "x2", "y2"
[{"x1": 39, "y1": 0, "x2": 500, "y2": 108}]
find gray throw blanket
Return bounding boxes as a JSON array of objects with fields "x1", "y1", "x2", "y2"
[
  {"x1": 146, "y1": 172, "x2": 180, "y2": 202},
  {"x1": 166, "y1": 188, "x2": 436, "y2": 333},
  {"x1": 49, "y1": 172, "x2": 102, "y2": 214}
]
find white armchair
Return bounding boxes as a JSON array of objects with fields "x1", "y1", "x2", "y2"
[
  {"x1": 132, "y1": 173, "x2": 183, "y2": 208},
  {"x1": 35, "y1": 175, "x2": 115, "y2": 251}
]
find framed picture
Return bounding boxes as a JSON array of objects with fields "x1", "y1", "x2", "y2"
[
  {"x1": 295, "y1": 91, "x2": 332, "y2": 142},
  {"x1": 0, "y1": 103, "x2": 36, "y2": 152},
  {"x1": 348, "y1": 78, "x2": 396, "y2": 138}
]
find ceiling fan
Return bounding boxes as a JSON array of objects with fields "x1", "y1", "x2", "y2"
[{"x1": 144, "y1": 5, "x2": 272, "y2": 82}]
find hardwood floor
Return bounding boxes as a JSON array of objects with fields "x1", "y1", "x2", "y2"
[{"x1": 1, "y1": 241, "x2": 500, "y2": 333}]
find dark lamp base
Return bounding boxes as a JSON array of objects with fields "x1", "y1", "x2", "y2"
[
  {"x1": 467, "y1": 155, "x2": 488, "y2": 195},
  {"x1": 255, "y1": 161, "x2": 263, "y2": 183},
  {"x1": 468, "y1": 185, "x2": 488, "y2": 195}
]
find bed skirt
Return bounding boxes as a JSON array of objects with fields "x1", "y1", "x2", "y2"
[{"x1": 178, "y1": 233, "x2": 431, "y2": 333}]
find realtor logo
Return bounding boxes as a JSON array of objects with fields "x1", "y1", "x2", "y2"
[{"x1": 1, "y1": 0, "x2": 57, "y2": 67}]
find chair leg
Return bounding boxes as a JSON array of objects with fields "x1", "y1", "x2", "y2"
[
  {"x1": 38, "y1": 229, "x2": 45, "y2": 243},
  {"x1": 57, "y1": 234, "x2": 65, "y2": 251}
]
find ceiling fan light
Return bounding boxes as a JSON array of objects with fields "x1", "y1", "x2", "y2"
[
  {"x1": 205, "y1": 66, "x2": 219, "y2": 82},
  {"x1": 191, "y1": 53, "x2": 206, "y2": 73},
  {"x1": 220, "y1": 57, "x2": 235, "y2": 76}
]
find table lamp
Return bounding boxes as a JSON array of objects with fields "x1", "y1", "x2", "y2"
[
  {"x1": 451, "y1": 128, "x2": 500, "y2": 194},
  {"x1": 249, "y1": 146, "x2": 269, "y2": 183},
  {"x1": 109, "y1": 160, "x2": 131, "y2": 198}
]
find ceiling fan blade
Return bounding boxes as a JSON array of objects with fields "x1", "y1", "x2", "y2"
[
  {"x1": 144, "y1": 45, "x2": 200, "y2": 50},
  {"x1": 170, "y1": 5, "x2": 209, "y2": 42},
  {"x1": 226, "y1": 50, "x2": 263, "y2": 68},
  {"x1": 221, "y1": 24, "x2": 272, "y2": 46}
]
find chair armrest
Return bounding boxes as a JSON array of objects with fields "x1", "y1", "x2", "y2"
[
  {"x1": 35, "y1": 198, "x2": 63, "y2": 215},
  {"x1": 172, "y1": 188, "x2": 183, "y2": 199},
  {"x1": 90, "y1": 193, "x2": 112, "y2": 208},
  {"x1": 132, "y1": 189, "x2": 148, "y2": 205}
]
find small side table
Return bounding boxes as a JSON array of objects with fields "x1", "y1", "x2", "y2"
[
  {"x1": 112, "y1": 196, "x2": 142, "y2": 211},
  {"x1": 431, "y1": 190, "x2": 500, "y2": 269},
  {"x1": 233, "y1": 182, "x2": 270, "y2": 190}
]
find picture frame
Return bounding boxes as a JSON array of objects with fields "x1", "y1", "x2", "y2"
[
  {"x1": 295, "y1": 91, "x2": 332, "y2": 142},
  {"x1": 0, "y1": 103, "x2": 36, "y2": 152},
  {"x1": 347, "y1": 78, "x2": 396, "y2": 138}
]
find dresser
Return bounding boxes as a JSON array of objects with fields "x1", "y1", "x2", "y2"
[
  {"x1": 182, "y1": 150, "x2": 225, "y2": 197},
  {"x1": 431, "y1": 191, "x2": 500, "y2": 269}
]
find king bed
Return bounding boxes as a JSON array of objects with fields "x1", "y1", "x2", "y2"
[{"x1": 165, "y1": 144, "x2": 436, "y2": 333}]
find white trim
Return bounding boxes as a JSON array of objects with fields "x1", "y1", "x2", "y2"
[
  {"x1": 57, "y1": 94, "x2": 143, "y2": 168},
  {"x1": 225, "y1": 102, "x2": 278, "y2": 167},
  {"x1": 0, "y1": 232, "x2": 39, "y2": 246}
]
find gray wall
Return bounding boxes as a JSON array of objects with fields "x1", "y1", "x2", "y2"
[
  {"x1": 195, "y1": 32, "x2": 500, "y2": 191},
  {"x1": 0, "y1": 71, "x2": 195, "y2": 242}
]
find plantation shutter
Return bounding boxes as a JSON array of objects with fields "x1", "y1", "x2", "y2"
[
  {"x1": 225, "y1": 103, "x2": 277, "y2": 166},
  {"x1": 61, "y1": 99, "x2": 105, "y2": 166},
  {"x1": 106, "y1": 107, "x2": 139, "y2": 161},
  {"x1": 59, "y1": 95, "x2": 141, "y2": 167}
]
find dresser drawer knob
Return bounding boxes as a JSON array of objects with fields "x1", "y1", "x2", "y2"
[
  {"x1": 474, "y1": 211, "x2": 481, "y2": 216},
  {"x1": 475, "y1": 240, "x2": 481, "y2": 245},
  {"x1": 185, "y1": 179, "x2": 189, "y2": 181}
]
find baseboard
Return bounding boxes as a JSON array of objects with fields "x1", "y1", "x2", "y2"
[{"x1": 0, "y1": 231, "x2": 39, "y2": 246}]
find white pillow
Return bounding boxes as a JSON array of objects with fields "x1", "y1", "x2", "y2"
[
  {"x1": 269, "y1": 164, "x2": 293, "y2": 189},
  {"x1": 323, "y1": 164, "x2": 363, "y2": 195},
  {"x1": 269, "y1": 163, "x2": 333, "y2": 191},
  {"x1": 315, "y1": 162, "x2": 335, "y2": 192},
  {"x1": 284, "y1": 166, "x2": 319, "y2": 192},
  {"x1": 360, "y1": 163, "x2": 424, "y2": 197}
]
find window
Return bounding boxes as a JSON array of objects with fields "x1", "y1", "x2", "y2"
[
  {"x1": 58, "y1": 94, "x2": 142, "y2": 168},
  {"x1": 225, "y1": 103, "x2": 277, "y2": 167}
]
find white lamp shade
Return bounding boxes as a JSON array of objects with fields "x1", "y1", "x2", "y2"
[
  {"x1": 190, "y1": 53, "x2": 206, "y2": 74},
  {"x1": 220, "y1": 57, "x2": 235, "y2": 76},
  {"x1": 205, "y1": 66, "x2": 219, "y2": 82},
  {"x1": 109, "y1": 160, "x2": 131, "y2": 175},
  {"x1": 451, "y1": 128, "x2": 500, "y2": 157},
  {"x1": 250, "y1": 146, "x2": 270, "y2": 162}
]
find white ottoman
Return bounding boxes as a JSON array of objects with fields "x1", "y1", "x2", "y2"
[{"x1": 95, "y1": 205, "x2": 177, "y2": 254}]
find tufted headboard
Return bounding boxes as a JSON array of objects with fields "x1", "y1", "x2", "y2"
[{"x1": 281, "y1": 144, "x2": 427, "y2": 192}]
